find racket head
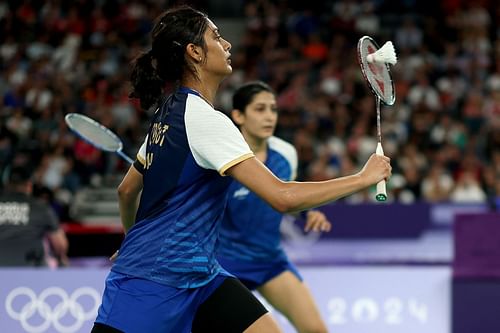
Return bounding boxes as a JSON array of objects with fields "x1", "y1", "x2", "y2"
[
  {"x1": 65, "y1": 113, "x2": 123, "y2": 152},
  {"x1": 357, "y1": 36, "x2": 395, "y2": 105}
]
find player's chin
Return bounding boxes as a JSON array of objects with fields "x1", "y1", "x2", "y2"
[
  {"x1": 259, "y1": 131, "x2": 273, "y2": 139},
  {"x1": 214, "y1": 65, "x2": 232, "y2": 80},
  {"x1": 262, "y1": 127, "x2": 275, "y2": 135},
  {"x1": 217, "y1": 65, "x2": 232, "y2": 77}
]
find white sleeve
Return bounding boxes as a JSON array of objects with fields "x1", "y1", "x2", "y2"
[
  {"x1": 185, "y1": 96, "x2": 253, "y2": 175},
  {"x1": 268, "y1": 136, "x2": 298, "y2": 180},
  {"x1": 136, "y1": 134, "x2": 148, "y2": 166}
]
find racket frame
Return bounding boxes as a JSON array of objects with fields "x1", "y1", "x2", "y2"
[
  {"x1": 357, "y1": 36, "x2": 396, "y2": 106},
  {"x1": 65, "y1": 113, "x2": 134, "y2": 164}
]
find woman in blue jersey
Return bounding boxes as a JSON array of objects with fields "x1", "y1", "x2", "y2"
[
  {"x1": 92, "y1": 6, "x2": 391, "y2": 333},
  {"x1": 218, "y1": 81, "x2": 330, "y2": 333}
]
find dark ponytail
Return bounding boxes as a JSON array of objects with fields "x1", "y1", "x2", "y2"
[
  {"x1": 130, "y1": 51, "x2": 164, "y2": 110},
  {"x1": 129, "y1": 6, "x2": 209, "y2": 110}
]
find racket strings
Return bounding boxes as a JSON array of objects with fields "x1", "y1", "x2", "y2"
[
  {"x1": 357, "y1": 36, "x2": 395, "y2": 106},
  {"x1": 67, "y1": 116, "x2": 121, "y2": 151}
]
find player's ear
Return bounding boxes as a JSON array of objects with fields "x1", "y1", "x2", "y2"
[
  {"x1": 231, "y1": 109, "x2": 245, "y2": 125},
  {"x1": 186, "y1": 43, "x2": 203, "y2": 63}
]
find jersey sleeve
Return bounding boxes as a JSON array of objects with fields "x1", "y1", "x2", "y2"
[
  {"x1": 185, "y1": 97, "x2": 253, "y2": 175},
  {"x1": 134, "y1": 135, "x2": 148, "y2": 174},
  {"x1": 268, "y1": 136, "x2": 298, "y2": 180},
  {"x1": 289, "y1": 146, "x2": 298, "y2": 181}
]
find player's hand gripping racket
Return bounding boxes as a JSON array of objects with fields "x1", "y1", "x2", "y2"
[
  {"x1": 65, "y1": 113, "x2": 134, "y2": 164},
  {"x1": 357, "y1": 36, "x2": 397, "y2": 201}
]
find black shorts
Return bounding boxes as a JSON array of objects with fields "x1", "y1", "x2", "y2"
[{"x1": 192, "y1": 277, "x2": 268, "y2": 333}]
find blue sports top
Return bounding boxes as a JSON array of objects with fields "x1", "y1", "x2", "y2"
[
  {"x1": 217, "y1": 136, "x2": 298, "y2": 261},
  {"x1": 112, "y1": 87, "x2": 253, "y2": 288}
]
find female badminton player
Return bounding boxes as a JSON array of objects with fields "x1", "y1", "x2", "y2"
[
  {"x1": 217, "y1": 81, "x2": 329, "y2": 333},
  {"x1": 92, "y1": 5, "x2": 391, "y2": 333}
]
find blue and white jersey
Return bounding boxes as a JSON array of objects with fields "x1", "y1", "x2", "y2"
[
  {"x1": 112, "y1": 87, "x2": 253, "y2": 289},
  {"x1": 217, "y1": 136, "x2": 298, "y2": 262}
]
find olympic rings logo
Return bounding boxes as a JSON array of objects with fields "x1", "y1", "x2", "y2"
[{"x1": 5, "y1": 286, "x2": 100, "y2": 333}]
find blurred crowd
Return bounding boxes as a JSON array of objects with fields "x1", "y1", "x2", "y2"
[{"x1": 0, "y1": 0, "x2": 499, "y2": 221}]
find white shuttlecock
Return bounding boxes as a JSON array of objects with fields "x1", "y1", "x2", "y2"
[{"x1": 366, "y1": 41, "x2": 397, "y2": 65}]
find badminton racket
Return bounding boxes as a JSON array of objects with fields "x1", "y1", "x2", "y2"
[
  {"x1": 65, "y1": 113, "x2": 134, "y2": 164},
  {"x1": 357, "y1": 36, "x2": 397, "y2": 201}
]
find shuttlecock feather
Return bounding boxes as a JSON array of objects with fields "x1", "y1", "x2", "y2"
[{"x1": 366, "y1": 41, "x2": 397, "y2": 65}]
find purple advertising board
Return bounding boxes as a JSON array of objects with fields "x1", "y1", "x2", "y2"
[
  {"x1": 261, "y1": 266, "x2": 450, "y2": 333},
  {"x1": 0, "y1": 266, "x2": 450, "y2": 333},
  {"x1": 0, "y1": 268, "x2": 108, "y2": 333},
  {"x1": 453, "y1": 213, "x2": 500, "y2": 278},
  {"x1": 307, "y1": 203, "x2": 432, "y2": 239}
]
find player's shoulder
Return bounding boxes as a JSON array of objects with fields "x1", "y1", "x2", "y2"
[
  {"x1": 185, "y1": 94, "x2": 230, "y2": 122},
  {"x1": 186, "y1": 93, "x2": 209, "y2": 107},
  {"x1": 267, "y1": 136, "x2": 298, "y2": 168},
  {"x1": 268, "y1": 136, "x2": 297, "y2": 157}
]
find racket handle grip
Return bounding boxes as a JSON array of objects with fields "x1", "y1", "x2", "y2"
[{"x1": 375, "y1": 142, "x2": 387, "y2": 202}]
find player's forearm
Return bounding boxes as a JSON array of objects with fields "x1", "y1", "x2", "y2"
[
  {"x1": 117, "y1": 165, "x2": 143, "y2": 233},
  {"x1": 118, "y1": 192, "x2": 140, "y2": 233},
  {"x1": 228, "y1": 157, "x2": 376, "y2": 214},
  {"x1": 276, "y1": 174, "x2": 366, "y2": 212}
]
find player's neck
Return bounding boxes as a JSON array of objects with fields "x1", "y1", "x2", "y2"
[
  {"x1": 243, "y1": 134, "x2": 267, "y2": 162},
  {"x1": 181, "y1": 76, "x2": 221, "y2": 108}
]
